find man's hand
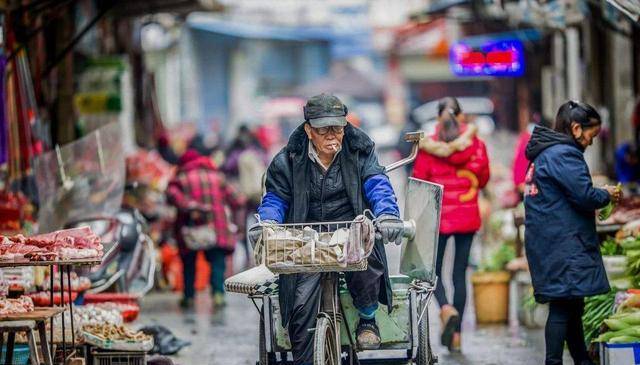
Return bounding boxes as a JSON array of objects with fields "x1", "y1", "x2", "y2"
[
  {"x1": 376, "y1": 215, "x2": 404, "y2": 245},
  {"x1": 248, "y1": 220, "x2": 277, "y2": 248}
]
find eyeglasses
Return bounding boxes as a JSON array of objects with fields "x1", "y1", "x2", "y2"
[{"x1": 312, "y1": 126, "x2": 344, "y2": 136}]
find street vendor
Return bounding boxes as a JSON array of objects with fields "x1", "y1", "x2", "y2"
[{"x1": 249, "y1": 94, "x2": 403, "y2": 365}]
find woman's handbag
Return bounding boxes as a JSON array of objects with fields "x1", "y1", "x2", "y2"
[{"x1": 181, "y1": 224, "x2": 217, "y2": 251}]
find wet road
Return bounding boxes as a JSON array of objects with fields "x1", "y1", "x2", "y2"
[{"x1": 137, "y1": 290, "x2": 556, "y2": 365}]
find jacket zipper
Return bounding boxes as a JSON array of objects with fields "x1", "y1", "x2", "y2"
[{"x1": 320, "y1": 163, "x2": 336, "y2": 221}]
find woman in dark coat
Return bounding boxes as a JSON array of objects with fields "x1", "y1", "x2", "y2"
[{"x1": 524, "y1": 100, "x2": 622, "y2": 365}]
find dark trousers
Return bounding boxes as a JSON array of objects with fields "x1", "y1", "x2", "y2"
[
  {"x1": 434, "y1": 233, "x2": 474, "y2": 331},
  {"x1": 180, "y1": 248, "x2": 226, "y2": 299},
  {"x1": 545, "y1": 298, "x2": 591, "y2": 365},
  {"x1": 290, "y1": 254, "x2": 385, "y2": 365}
]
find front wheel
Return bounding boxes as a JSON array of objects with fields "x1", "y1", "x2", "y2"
[
  {"x1": 314, "y1": 317, "x2": 339, "y2": 365},
  {"x1": 417, "y1": 301, "x2": 437, "y2": 365}
]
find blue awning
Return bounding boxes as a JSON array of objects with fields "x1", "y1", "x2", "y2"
[
  {"x1": 188, "y1": 16, "x2": 333, "y2": 41},
  {"x1": 186, "y1": 15, "x2": 372, "y2": 58}
]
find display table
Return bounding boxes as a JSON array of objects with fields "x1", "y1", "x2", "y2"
[
  {"x1": 0, "y1": 307, "x2": 65, "y2": 365},
  {"x1": 0, "y1": 258, "x2": 101, "y2": 363}
]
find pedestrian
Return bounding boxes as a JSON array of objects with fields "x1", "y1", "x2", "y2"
[
  {"x1": 512, "y1": 112, "x2": 546, "y2": 198},
  {"x1": 412, "y1": 96, "x2": 490, "y2": 352},
  {"x1": 524, "y1": 100, "x2": 622, "y2": 365},
  {"x1": 166, "y1": 145, "x2": 245, "y2": 309},
  {"x1": 249, "y1": 94, "x2": 403, "y2": 365},
  {"x1": 222, "y1": 125, "x2": 268, "y2": 267}
]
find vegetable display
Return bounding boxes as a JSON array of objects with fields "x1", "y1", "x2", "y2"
[
  {"x1": 583, "y1": 291, "x2": 616, "y2": 344},
  {"x1": 601, "y1": 237, "x2": 624, "y2": 256},
  {"x1": 594, "y1": 293, "x2": 640, "y2": 343}
]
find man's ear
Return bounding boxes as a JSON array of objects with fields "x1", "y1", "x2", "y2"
[{"x1": 304, "y1": 123, "x2": 312, "y2": 139}]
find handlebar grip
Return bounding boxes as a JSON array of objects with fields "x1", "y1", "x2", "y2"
[
  {"x1": 403, "y1": 220, "x2": 416, "y2": 240},
  {"x1": 374, "y1": 219, "x2": 416, "y2": 242}
]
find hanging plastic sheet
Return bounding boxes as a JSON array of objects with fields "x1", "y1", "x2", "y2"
[{"x1": 34, "y1": 122, "x2": 125, "y2": 233}]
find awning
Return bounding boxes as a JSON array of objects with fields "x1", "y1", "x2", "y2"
[
  {"x1": 113, "y1": 0, "x2": 224, "y2": 17},
  {"x1": 393, "y1": 18, "x2": 453, "y2": 57},
  {"x1": 426, "y1": 0, "x2": 469, "y2": 14},
  {"x1": 606, "y1": 0, "x2": 640, "y2": 22},
  {"x1": 187, "y1": 14, "x2": 373, "y2": 58}
]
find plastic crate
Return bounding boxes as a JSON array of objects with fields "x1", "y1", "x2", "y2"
[
  {"x1": 1, "y1": 344, "x2": 30, "y2": 365},
  {"x1": 91, "y1": 350, "x2": 145, "y2": 365}
]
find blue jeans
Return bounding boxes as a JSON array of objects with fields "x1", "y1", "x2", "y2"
[{"x1": 180, "y1": 248, "x2": 226, "y2": 299}]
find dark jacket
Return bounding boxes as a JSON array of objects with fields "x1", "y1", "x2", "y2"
[
  {"x1": 258, "y1": 123, "x2": 400, "y2": 326},
  {"x1": 524, "y1": 126, "x2": 610, "y2": 303}
]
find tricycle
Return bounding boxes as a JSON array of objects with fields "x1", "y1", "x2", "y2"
[{"x1": 226, "y1": 132, "x2": 442, "y2": 365}]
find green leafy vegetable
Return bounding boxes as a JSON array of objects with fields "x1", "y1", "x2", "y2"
[
  {"x1": 601, "y1": 237, "x2": 623, "y2": 256},
  {"x1": 479, "y1": 244, "x2": 516, "y2": 272},
  {"x1": 599, "y1": 183, "x2": 622, "y2": 221},
  {"x1": 583, "y1": 290, "x2": 616, "y2": 344}
]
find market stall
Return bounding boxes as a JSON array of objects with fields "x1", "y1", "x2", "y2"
[
  {"x1": 0, "y1": 227, "x2": 153, "y2": 364},
  {"x1": 583, "y1": 209, "x2": 640, "y2": 364}
]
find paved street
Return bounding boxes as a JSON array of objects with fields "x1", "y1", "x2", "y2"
[{"x1": 137, "y1": 290, "x2": 555, "y2": 365}]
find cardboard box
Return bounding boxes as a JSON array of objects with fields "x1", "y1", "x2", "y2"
[{"x1": 601, "y1": 342, "x2": 640, "y2": 365}]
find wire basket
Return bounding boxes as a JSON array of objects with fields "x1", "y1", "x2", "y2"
[
  {"x1": 261, "y1": 214, "x2": 375, "y2": 274},
  {"x1": 91, "y1": 349, "x2": 145, "y2": 365}
]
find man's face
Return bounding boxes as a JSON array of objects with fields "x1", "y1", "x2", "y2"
[{"x1": 304, "y1": 123, "x2": 344, "y2": 157}]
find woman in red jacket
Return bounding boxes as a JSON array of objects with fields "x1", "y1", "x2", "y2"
[{"x1": 412, "y1": 97, "x2": 490, "y2": 352}]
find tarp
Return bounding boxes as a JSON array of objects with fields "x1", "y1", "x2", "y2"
[{"x1": 34, "y1": 122, "x2": 125, "y2": 233}]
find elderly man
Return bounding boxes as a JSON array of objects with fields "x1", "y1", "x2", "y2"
[{"x1": 250, "y1": 94, "x2": 404, "y2": 365}]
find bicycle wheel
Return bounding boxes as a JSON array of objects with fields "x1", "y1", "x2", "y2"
[
  {"x1": 417, "y1": 300, "x2": 437, "y2": 365},
  {"x1": 314, "y1": 317, "x2": 339, "y2": 365}
]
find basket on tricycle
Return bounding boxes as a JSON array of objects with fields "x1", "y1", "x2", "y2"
[{"x1": 225, "y1": 132, "x2": 443, "y2": 365}]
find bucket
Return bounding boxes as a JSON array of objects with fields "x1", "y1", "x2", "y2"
[{"x1": 471, "y1": 271, "x2": 511, "y2": 324}]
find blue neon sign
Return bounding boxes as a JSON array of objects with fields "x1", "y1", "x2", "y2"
[{"x1": 450, "y1": 38, "x2": 525, "y2": 77}]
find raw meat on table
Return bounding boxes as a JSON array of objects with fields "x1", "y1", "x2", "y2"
[{"x1": 0, "y1": 227, "x2": 103, "y2": 261}]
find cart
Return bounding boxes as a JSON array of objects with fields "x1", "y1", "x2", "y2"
[{"x1": 227, "y1": 132, "x2": 442, "y2": 365}]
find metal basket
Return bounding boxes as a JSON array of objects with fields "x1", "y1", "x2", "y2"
[
  {"x1": 261, "y1": 215, "x2": 374, "y2": 274},
  {"x1": 90, "y1": 350, "x2": 145, "y2": 365}
]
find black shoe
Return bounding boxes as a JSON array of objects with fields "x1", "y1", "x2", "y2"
[
  {"x1": 356, "y1": 318, "x2": 381, "y2": 350},
  {"x1": 179, "y1": 297, "x2": 194, "y2": 309}
]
